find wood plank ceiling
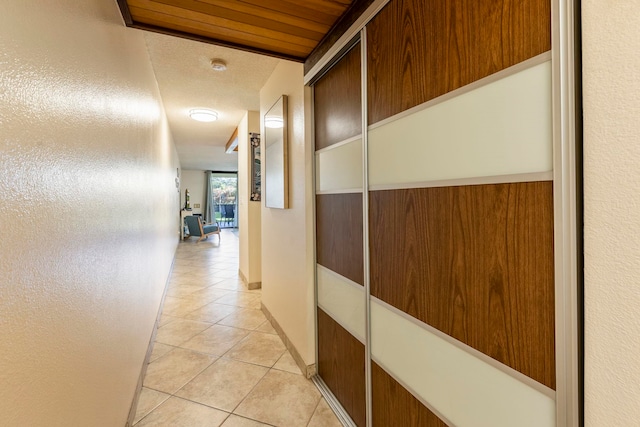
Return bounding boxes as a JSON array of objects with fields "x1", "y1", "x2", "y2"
[{"x1": 117, "y1": 0, "x2": 355, "y2": 62}]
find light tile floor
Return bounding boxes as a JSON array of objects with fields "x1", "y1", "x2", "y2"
[{"x1": 134, "y1": 229, "x2": 342, "y2": 427}]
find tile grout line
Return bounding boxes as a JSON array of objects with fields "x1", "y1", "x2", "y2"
[{"x1": 138, "y1": 230, "x2": 336, "y2": 426}]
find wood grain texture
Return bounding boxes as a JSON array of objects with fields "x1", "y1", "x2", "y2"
[
  {"x1": 239, "y1": 0, "x2": 350, "y2": 24},
  {"x1": 129, "y1": 0, "x2": 316, "y2": 47},
  {"x1": 305, "y1": 0, "x2": 376, "y2": 74},
  {"x1": 318, "y1": 308, "x2": 366, "y2": 427},
  {"x1": 152, "y1": 0, "x2": 326, "y2": 41},
  {"x1": 122, "y1": 0, "x2": 353, "y2": 61},
  {"x1": 366, "y1": 0, "x2": 551, "y2": 124},
  {"x1": 369, "y1": 182, "x2": 556, "y2": 389},
  {"x1": 372, "y1": 362, "x2": 448, "y2": 427},
  {"x1": 314, "y1": 43, "x2": 362, "y2": 150},
  {"x1": 316, "y1": 193, "x2": 364, "y2": 285},
  {"x1": 128, "y1": 7, "x2": 311, "y2": 58}
]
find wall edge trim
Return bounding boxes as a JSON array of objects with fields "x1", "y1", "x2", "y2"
[
  {"x1": 238, "y1": 269, "x2": 261, "y2": 290},
  {"x1": 261, "y1": 302, "x2": 316, "y2": 378},
  {"x1": 551, "y1": 0, "x2": 583, "y2": 424},
  {"x1": 316, "y1": 189, "x2": 363, "y2": 195},
  {"x1": 315, "y1": 134, "x2": 363, "y2": 154},
  {"x1": 126, "y1": 251, "x2": 177, "y2": 427},
  {"x1": 369, "y1": 171, "x2": 554, "y2": 192}
]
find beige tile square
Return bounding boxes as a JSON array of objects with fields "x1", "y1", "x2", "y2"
[
  {"x1": 234, "y1": 370, "x2": 321, "y2": 426},
  {"x1": 215, "y1": 292, "x2": 261, "y2": 309},
  {"x1": 176, "y1": 358, "x2": 268, "y2": 412},
  {"x1": 220, "y1": 415, "x2": 270, "y2": 427},
  {"x1": 162, "y1": 295, "x2": 210, "y2": 317},
  {"x1": 173, "y1": 258, "x2": 200, "y2": 266},
  {"x1": 179, "y1": 294, "x2": 215, "y2": 308},
  {"x1": 166, "y1": 284, "x2": 207, "y2": 298},
  {"x1": 208, "y1": 276, "x2": 229, "y2": 286},
  {"x1": 181, "y1": 325, "x2": 250, "y2": 356},
  {"x1": 174, "y1": 275, "x2": 210, "y2": 287},
  {"x1": 225, "y1": 332, "x2": 286, "y2": 367},
  {"x1": 254, "y1": 321, "x2": 276, "y2": 335},
  {"x1": 171, "y1": 272, "x2": 206, "y2": 281},
  {"x1": 307, "y1": 398, "x2": 342, "y2": 427},
  {"x1": 161, "y1": 296, "x2": 194, "y2": 317},
  {"x1": 272, "y1": 351, "x2": 302, "y2": 375},
  {"x1": 189, "y1": 287, "x2": 231, "y2": 303},
  {"x1": 212, "y1": 279, "x2": 247, "y2": 292},
  {"x1": 144, "y1": 348, "x2": 216, "y2": 394},
  {"x1": 217, "y1": 308, "x2": 266, "y2": 330},
  {"x1": 155, "y1": 319, "x2": 212, "y2": 346},
  {"x1": 184, "y1": 266, "x2": 213, "y2": 275},
  {"x1": 199, "y1": 273, "x2": 233, "y2": 285},
  {"x1": 135, "y1": 397, "x2": 228, "y2": 427},
  {"x1": 133, "y1": 387, "x2": 170, "y2": 424},
  {"x1": 214, "y1": 256, "x2": 238, "y2": 263},
  {"x1": 183, "y1": 302, "x2": 237, "y2": 323},
  {"x1": 167, "y1": 278, "x2": 186, "y2": 288},
  {"x1": 158, "y1": 313, "x2": 180, "y2": 327},
  {"x1": 211, "y1": 262, "x2": 238, "y2": 270},
  {"x1": 203, "y1": 277, "x2": 228, "y2": 287},
  {"x1": 170, "y1": 267, "x2": 191, "y2": 276},
  {"x1": 149, "y1": 343, "x2": 175, "y2": 363}
]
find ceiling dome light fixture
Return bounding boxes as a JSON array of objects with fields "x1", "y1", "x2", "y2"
[
  {"x1": 189, "y1": 109, "x2": 218, "y2": 122},
  {"x1": 210, "y1": 59, "x2": 227, "y2": 71},
  {"x1": 264, "y1": 117, "x2": 284, "y2": 129}
]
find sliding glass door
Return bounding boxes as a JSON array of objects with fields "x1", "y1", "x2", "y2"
[{"x1": 211, "y1": 173, "x2": 238, "y2": 229}]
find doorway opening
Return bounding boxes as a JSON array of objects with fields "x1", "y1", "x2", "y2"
[{"x1": 211, "y1": 172, "x2": 238, "y2": 229}]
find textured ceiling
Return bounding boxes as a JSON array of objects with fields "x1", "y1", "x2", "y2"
[{"x1": 143, "y1": 31, "x2": 280, "y2": 171}]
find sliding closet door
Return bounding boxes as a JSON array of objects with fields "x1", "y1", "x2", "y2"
[
  {"x1": 314, "y1": 43, "x2": 367, "y2": 427},
  {"x1": 366, "y1": 1, "x2": 555, "y2": 426},
  {"x1": 310, "y1": 0, "x2": 572, "y2": 425}
]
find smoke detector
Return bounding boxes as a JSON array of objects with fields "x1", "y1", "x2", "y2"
[{"x1": 210, "y1": 59, "x2": 227, "y2": 71}]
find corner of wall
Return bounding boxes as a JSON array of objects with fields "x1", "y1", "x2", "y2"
[
  {"x1": 259, "y1": 60, "x2": 316, "y2": 366},
  {"x1": 238, "y1": 111, "x2": 262, "y2": 285}
]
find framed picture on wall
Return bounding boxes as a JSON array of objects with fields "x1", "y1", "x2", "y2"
[{"x1": 250, "y1": 132, "x2": 261, "y2": 201}]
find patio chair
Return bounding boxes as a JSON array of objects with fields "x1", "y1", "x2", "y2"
[{"x1": 222, "y1": 204, "x2": 235, "y2": 227}]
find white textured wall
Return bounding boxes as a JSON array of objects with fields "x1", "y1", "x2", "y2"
[
  {"x1": 583, "y1": 1, "x2": 640, "y2": 425},
  {"x1": 238, "y1": 111, "x2": 262, "y2": 283},
  {"x1": 0, "y1": 1, "x2": 180, "y2": 425},
  {"x1": 181, "y1": 169, "x2": 206, "y2": 214},
  {"x1": 260, "y1": 61, "x2": 316, "y2": 364}
]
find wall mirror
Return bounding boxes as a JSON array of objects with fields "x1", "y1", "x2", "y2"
[{"x1": 264, "y1": 95, "x2": 289, "y2": 209}]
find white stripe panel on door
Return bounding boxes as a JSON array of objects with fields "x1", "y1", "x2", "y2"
[
  {"x1": 368, "y1": 60, "x2": 552, "y2": 188},
  {"x1": 317, "y1": 264, "x2": 365, "y2": 343},
  {"x1": 370, "y1": 298, "x2": 556, "y2": 427},
  {"x1": 316, "y1": 137, "x2": 363, "y2": 194}
]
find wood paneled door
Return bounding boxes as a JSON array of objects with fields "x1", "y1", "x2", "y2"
[
  {"x1": 310, "y1": 0, "x2": 575, "y2": 425},
  {"x1": 314, "y1": 39, "x2": 366, "y2": 427}
]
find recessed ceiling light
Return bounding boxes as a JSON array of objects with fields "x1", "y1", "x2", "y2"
[
  {"x1": 265, "y1": 117, "x2": 284, "y2": 128},
  {"x1": 189, "y1": 109, "x2": 218, "y2": 122},
  {"x1": 210, "y1": 59, "x2": 227, "y2": 71}
]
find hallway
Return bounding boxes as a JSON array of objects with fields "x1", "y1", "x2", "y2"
[{"x1": 133, "y1": 230, "x2": 339, "y2": 426}]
